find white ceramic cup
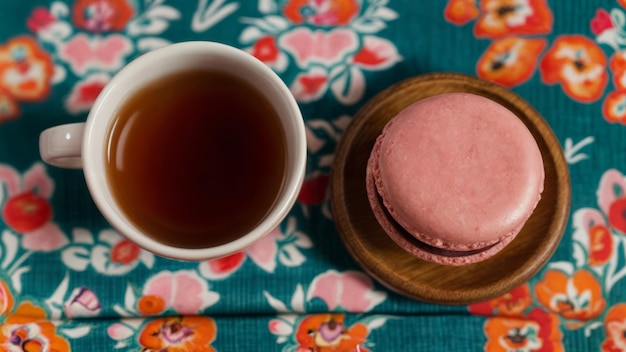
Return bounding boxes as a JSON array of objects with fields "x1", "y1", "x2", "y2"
[{"x1": 39, "y1": 41, "x2": 306, "y2": 261}]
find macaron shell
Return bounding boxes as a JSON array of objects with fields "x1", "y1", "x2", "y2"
[
  {"x1": 366, "y1": 143, "x2": 516, "y2": 265},
  {"x1": 376, "y1": 93, "x2": 544, "y2": 250}
]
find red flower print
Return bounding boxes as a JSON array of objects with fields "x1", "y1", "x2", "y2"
[
  {"x1": 535, "y1": 269, "x2": 605, "y2": 328},
  {"x1": 608, "y1": 197, "x2": 626, "y2": 234},
  {"x1": 65, "y1": 73, "x2": 110, "y2": 113},
  {"x1": 601, "y1": 304, "x2": 626, "y2": 352},
  {"x1": 139, "y1": 316, "x2": 216, "y2": 352},
  {"x1": 27, "y1": 7, "x2": 57, "y2": 34},
  {"x1": 290, "y1": 67, "x2": 329, "y2": 102},
  {"x1": 469, "y1": 284, "x2": 532, "y2": 317},
  {"x1": 597, "y1": 170, "x2": 626, "y2": 232},
  {"x1": 204, "y1": 251, "x2": 246, "y2": 278},
  {"x1": 603, "y1": 90, "x2": 626, "y2": 124},
  {"x1": 110, "y1": 239, "x2": 141, "y2": 264},
  {"x1": 296, "y1": 314, "x2": 370, "y2": 352},
  {"x1": 251, "y1": 36, "x2": 279, "y2": 63},
  {"x1": 353, "y1": 36, "x2": 402, "y2": 71},
  {"x1": 588, "y1": 224, "x2": 613, "y2": 266},
  {"x1": 283, "y1": 0, "x2": 360, "y2": 26},
  {"x1": 474, "y1": 0, "x2": 553, "y2": 39},
  {"x1": 301, "y1": 76, "x2": 327, "y2": 93},
  {"x1": 444, "y1": 0, "x2": 480, "y2": 25},
  {"x1": 0, "y1": 36, "x2": 54, "y2": 102},
  {"x1": 540, "y1": 35, "x2": 608, "y2": 103},
  {"x1": 477, "y1": 37, "x2": 546, "y2": 87},
  {"x1": 73, "y1": 0, "x2": 134, "y2": 33},
  {"x1": 248, "y1": 36, "x2": 288, "y2": 72},
  {"x1": 591, "y1": 9, "x2": 614, "y2": 36},
  {"x1": 298, "y1": 173, "x2": 330, "y2": 205},
  {"x1": 620, "y1": 0, "x2": 626, "y2": 10},
  {"x1": 0, "y1": 164, "x2": 68, "y2": 251},
  {"x1": 2, "y1": 191, "x2": 52, "y2": 233},
  {"x1": 484, "y1": 308, "x2": 563, "y2": 352}
]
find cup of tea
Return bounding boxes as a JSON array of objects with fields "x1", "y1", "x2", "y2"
[{"x1": 39, "y1": 41, "x2": 307, "y2": 261}]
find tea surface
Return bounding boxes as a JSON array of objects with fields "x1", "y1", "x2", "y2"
[{"x1": 106, "y1": 70, "x2": 286, "y2": 248}]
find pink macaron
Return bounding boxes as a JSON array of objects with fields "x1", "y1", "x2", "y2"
[{"x1": 366, "y1": 92, "x2": 545, "y2": 266}]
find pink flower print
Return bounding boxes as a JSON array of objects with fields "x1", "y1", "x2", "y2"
[
  {"x1": 279, "y1": 28, "x2": 358, "y2": 68},
  {"x1": 246, "y1": 226, "x2": 282, "y2": 272},
  {"x1": 27, "y1": 8, "x2": 57, "y2": 34},
  {"x1": 58, "y1": 33, "x2": 132, "y2": 75},
  {"x1": 248, "y1": 36, "x2": 288, "y2": 72},
  {"x1": 107, "y1": 322, "x2": 135, "y2": 341},
  {"x1": 137, "y1": 270, "x2": 219, "y2": 316},
  {"x1": 307, "y1": 270, "x2": 386, "y2": 312},
  {"x1": 291, "y1": 67, "x2": 329, "y2": 102},
  {"x1": 352, "y1": 36, "x2": 402, "y2": 71},
  {"x1": 0, "y1": 163, "x2": 67, "y2": 251},
  {"x1": 65, "y1": 73, "x2": 110, "y2": 113},
  {"x1": 200, "y1": 218, "x2": 311, "y2": 279},
  {"x1": 64, "y1": 287, "x2": 101, "y2": 318},
  {"x1": 591, "y1": 9, "x2": 614, "y2": 36}
]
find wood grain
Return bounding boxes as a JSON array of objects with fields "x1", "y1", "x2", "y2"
[{"x1": 330, "y1": 73, "x2": 571, "y2": 305}]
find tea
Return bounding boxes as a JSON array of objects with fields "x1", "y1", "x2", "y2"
[{"x1": 105, "y1": 69, "x2": 287, "y2": 249}]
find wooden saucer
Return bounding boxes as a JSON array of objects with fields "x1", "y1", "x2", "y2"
[{"x1": 330, "y1": 73, "x2": 571, "y2": 305}]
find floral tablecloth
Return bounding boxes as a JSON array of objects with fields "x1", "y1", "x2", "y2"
[{"x1": 0, "y1": 0, "x2": 625, "y2": 350}]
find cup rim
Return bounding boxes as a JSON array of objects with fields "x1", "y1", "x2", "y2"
[{"x1": 82, "y1": 41, "x2": 306, "y2": 261}]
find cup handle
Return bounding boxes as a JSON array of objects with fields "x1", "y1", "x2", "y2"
[{"x1": 39, "y1": 123, "x2": 85, "y2": 169}]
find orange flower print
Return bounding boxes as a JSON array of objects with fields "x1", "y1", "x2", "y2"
[
  {"x1": 469, "y1": 284, "x2": 532, "y2": 317},
  {"x1": 603, "y1": 90, "x2": 626, "y2": 124},
  {"x1": 610, "y1": 51, "x2": 626, "y2": 90},
  {"x1": 137, "y1": 294, "x2": 167, "y2": 316},
  {"x1": 0, "y1": 89, "x2": 19, "y2": 123},
  {"x1": 283, "y1": 0, "x2": 360, "y2": 26},
  {"x1": 587, "y1": 224, "x2": 613, "y2": 266},
  {"x1": 296, "y1": 314, "x2": 370, "y2": 352},
  {"x1": 73, "y1": 0, "x2": 134, "y2": 33},
  {"x1": 540, "y1": 35, "x2": 608, "y2": 103},
  {"x1": 0, "y1": 302, "x2": 70, "y2": 351},
  {"x1": 139, "y1": 316, "x2": 216, "y2": 352},
  {"x1": 477, "y1": 37, "x2": 546, "y2": 87},
  {"x1": 474, "y1": 0, "x2": 553, "y2": 39},
  {"x1": 0, "y1": 36, "x2": 54, "y2": 102},
  {"x1": 535, "y1": 269, "x2": 606, "y2": 328},
  {"x1": 445, "y1": 0, "x2": 480, "y2": 25},
  {"x1": 601, "y1": 304, "x2": 626, "y2": 352},
  {"x1": 484, "y1": 308, "x2": 563, "y2": 352}
]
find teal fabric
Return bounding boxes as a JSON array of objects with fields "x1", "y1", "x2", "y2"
[{"x1": 0, "y1": 0, "x2": 624, "y2": 351}]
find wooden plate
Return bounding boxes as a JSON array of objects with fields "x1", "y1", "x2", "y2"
[{"x1": 330, "y1": 73, "x2": 571, "y2": 305}]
